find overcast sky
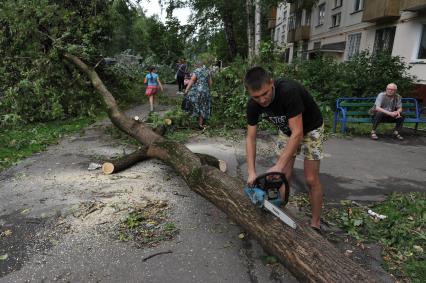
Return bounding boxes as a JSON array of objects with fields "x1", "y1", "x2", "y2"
[{"x1": 140, "y1": 0, "x2": 191, "y2": 25}]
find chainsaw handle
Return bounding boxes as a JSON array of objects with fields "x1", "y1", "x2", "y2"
[{"x1": 254, "y1": 172, "x2": 290, "y2": 206}]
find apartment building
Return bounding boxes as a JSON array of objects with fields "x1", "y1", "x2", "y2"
[
  {"x1": 272, "y1": 2, "x2": 292, "y2": 60},
  {"x1": 273, "y1": 0, "x2": 426, "y2": 99}
]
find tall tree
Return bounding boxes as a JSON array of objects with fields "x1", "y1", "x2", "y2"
[
  {"x1": 246, "y1": 0, "x2": 254, "y2": 61},
  {"x1": 254, "y1": 0, "x2": 261, "y2": 55},
  {"x1": 164, "y1": 0, "x2": 246, "y2": 61}
]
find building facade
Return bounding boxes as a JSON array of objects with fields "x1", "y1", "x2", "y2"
[{"x1": 273, "y1": 0, "x2": 426, "y2": 95}]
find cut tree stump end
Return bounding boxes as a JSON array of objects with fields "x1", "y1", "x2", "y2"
[
  {"x1": 219, "y1": 160, "x2": 227, "y2": 172},
  {"x1": 102, "y1": 162, "x2": 115, "y2": 175}
]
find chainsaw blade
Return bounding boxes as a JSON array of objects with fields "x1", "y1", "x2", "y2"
[{"x1": 264, "y1": 199, "x2": 297, "y2": 229}]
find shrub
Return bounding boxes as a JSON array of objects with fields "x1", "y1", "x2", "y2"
[{"x1": 209, "y1": 50, "x2": 415, "y2": 130}]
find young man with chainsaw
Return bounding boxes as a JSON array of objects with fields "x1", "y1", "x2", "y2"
[{"x1": 244, "y1": 66, "x2": 324, "y2": 231}]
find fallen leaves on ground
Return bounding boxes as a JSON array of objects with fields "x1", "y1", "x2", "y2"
[{"x1": 116, "y1": 200, "x2": 178, "y2": 248}]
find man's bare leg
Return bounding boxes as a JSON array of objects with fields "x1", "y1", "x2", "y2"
[
  {"x1": 279, "y1": 157, "x2": 295, "y2": 202},
  {"x1": 304, "y1": 159, "x2": 323, "y2": 228}
]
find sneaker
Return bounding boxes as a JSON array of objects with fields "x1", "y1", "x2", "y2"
[
  {"x1": 371, "y1": 132, "x2": 378, "y2": 140},
  {"x1": 394, "y1": 131, "x2": 404, "y2": 140}
]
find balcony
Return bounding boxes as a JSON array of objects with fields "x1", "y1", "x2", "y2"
[
  {"x1": 268, "y1": 19, "x2": 276, "y2": 29},
  {"x1": 287, "y1": 30, "x2": 295, "y2": 43},
  {"x1": 295, "y1": 26, "x2": 310, "y2": 41},
  {"x1": 400, "y1": 0, "x2": 426, "y2": 11},
  {"x1": 362, "y1": 0, "x2": 401, "y2": 22},
  {"x1": 288, "y1": 0, "x2": 315, "y2": 11},
  {"x1": 267, "y1": 7, "x2": 277, "y2": 29}
]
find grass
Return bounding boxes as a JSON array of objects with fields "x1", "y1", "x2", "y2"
[
  {"x1": 0, "y1": 116, "x2": 96, "y2": 172},
  {"x1": 321, "y1": 192, "x2": 426, "y2": 282}
]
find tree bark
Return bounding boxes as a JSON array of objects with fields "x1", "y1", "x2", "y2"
[
  {"x1": 102, "y1": 148, "x2": 225, "y2": 175},
  {"x1": 102, "y1": 147, "x2": 150, "y2": 175},
  {"x1": 246, "y1": 0, "x2": 254, "y2": 61},
  {"x1": 254, "y1": 0, "x2": 261, "y2": 56},
  {"x1": 221, "y1": 3, "x2": 238, "y2": 60},
  {"x1": 63, "y1": 53, "x2": 381, "y2": 283}
]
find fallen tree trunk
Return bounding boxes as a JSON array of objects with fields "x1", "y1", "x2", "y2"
[
  {"x1": 64, "y1": 53, "x2": 380, "y2": 283},
  {"x1": 102, "y1": 148, "x2": 225, "y2": 175},
  {"x1": 102, "y1": 147, "x2": 150, "y2": 175}
]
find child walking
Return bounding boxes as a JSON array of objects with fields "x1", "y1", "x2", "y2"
[{"x1": 144, "y1": 67, "x2": 164, "y2": 112}]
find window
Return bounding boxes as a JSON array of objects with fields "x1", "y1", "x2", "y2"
[
  {"x1": 347, "y1": 33, "x2": 361, "y2": 59},
  {"x1": 295, "y1": 11, "x2": 302, "y2": 28},
  {"x1": 305, "y1": 10, "x2": 311, "y2": 26},
  {"x1": 373, "y1": 27, "x2": 396, "y2": 54},
  {"x1": 418, "y1": 25, "x2": 426, "y2": 59},
  {"x1": 302, "y1": 43, "x2": 309, "y2": 61},
  {"x1": 354, "y1": 0, "x2": 363, "y2": 12},
  {"x1": 331, "y1": 13, "x2": 341, "y2": 27},
  {"x1": 276, "y1": 27, "x2": 280, "y2": 42},
  {"x1": 313, "y1": 42, "x2": 321, "y2": 50},
  {"x1": 289, "y1": 13, "x2": 295, "y2": 30},
  {"x1": 334, "y1": 0, "x2": 342, "y2": 8},
  {"x1": 318, "y1": 4, "x2": 325, "y2": 26},
  {"x1": 282, "y1": 24, "x2": 287, "y2": 43}
]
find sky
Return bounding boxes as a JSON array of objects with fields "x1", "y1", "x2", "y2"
[{"x1": 140, "y1": 0, "x2": 192, "y2": 25}]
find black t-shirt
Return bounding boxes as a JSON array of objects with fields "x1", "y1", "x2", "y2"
[{"x1": 246, "y1": 78, "x2": 323, "y2": 136}]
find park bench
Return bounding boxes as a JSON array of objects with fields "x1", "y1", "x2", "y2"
[{"x1": 333, "y1": 97, "x2": 426, "y2": 133}]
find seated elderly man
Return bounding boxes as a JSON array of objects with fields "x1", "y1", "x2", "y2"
[{"x1": 370, "y1": 83, "x2": 404, "y2": 140}]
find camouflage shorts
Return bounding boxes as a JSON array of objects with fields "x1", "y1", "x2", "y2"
[{"x1": 275, "y1": 124, "x2": 325, "y2": 160}]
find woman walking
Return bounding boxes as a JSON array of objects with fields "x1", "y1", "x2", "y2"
[
  {"x1": 184, "y1": 61, "x2": 212, "y2": 129},
  {"x1": 144, "y1": 67, "x2": 164, "y2": 112}
]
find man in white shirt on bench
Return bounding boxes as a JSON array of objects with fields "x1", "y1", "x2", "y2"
[{"x1": 370, "y1": 83, "x2": 405, "y2": 140}]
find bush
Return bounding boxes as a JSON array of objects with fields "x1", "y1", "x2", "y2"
[
  {"x1": 296, "y1": 51, "x2": 415, "y2": 111},
  {"x1": 209, "y1": 50, "x2": 415, "y2": 131}
]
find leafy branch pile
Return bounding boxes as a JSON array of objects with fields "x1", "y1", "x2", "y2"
[
  {"x1": 323, "y1": 193, "x2": 425, "y2": 282},
  {"x1": 117, "y1": 200, "x2": 178, "y2": 248}
]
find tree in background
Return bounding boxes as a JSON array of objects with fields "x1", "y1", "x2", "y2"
[{"x1": 0, "y1": 0, "x2": 186, "y2": 125}]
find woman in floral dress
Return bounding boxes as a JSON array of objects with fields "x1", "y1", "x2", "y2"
[{"x1": 183, "y1": 63, "x2": 212, "y2": 129}]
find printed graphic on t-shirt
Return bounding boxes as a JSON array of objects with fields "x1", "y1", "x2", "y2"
[{"x1": 267, "y1": 115, "x2": 290, "y2": 134}]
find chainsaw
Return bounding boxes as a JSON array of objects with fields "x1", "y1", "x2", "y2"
[{"x1": 244, "y1": 172, "x2": 297, "y2": 229}]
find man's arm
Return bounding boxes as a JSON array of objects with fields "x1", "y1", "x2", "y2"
[
  {"x1": 395, "y1": 96, "x2": 403, "y2": 117},
  {"x1": 270, "y1": 114, "x2": 304, "y2": 173},
  {"x1": 374, "y1": 93, "x2": 398, "y2": 117},
  {"x1": 375, "y1": 105, "x2": 398, "y2": 117},
  {"x1": 184, "y1": 74, "x2": 197, "y2": 94},
  {"x1": 246, "y1": 124, "x2": 257, "y2": 185}
]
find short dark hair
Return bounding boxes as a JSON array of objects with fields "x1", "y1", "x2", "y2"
[{"x1": 244, "y1": 66, "x2": 271, "y2": 91}]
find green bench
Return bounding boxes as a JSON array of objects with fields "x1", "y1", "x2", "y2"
[{"x1": 333, "y1": 97, "x2": 426, "y2": 133}]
